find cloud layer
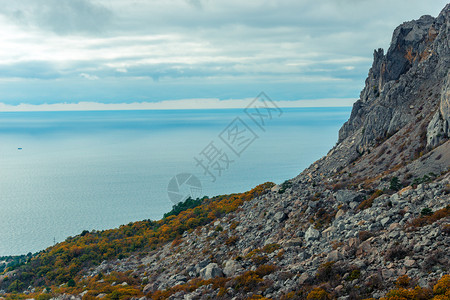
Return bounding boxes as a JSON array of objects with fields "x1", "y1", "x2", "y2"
[{"x1": 0, "y1": 0, "x2": 447, "y2": 108}]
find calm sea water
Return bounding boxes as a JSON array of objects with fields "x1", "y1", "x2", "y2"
[{"x1": 0, "y1": 107, "x2": 350, "y2": 255}]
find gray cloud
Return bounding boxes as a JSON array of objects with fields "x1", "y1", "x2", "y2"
[
  {"x1": 0, "y1": 61, "x2": 61, "y2": 79},
  {"x1": 0, "y1": 0, "x2": 448, "y2": 104},
  {"x1": 0, "y1": 0, "x2": 113, "y2": 35},
  {"x1": 185, "y1": 0, "x2": 206, "y2": 10}
]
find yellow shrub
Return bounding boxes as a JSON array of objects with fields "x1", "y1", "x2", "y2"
[
  {"x1": 434, "y1": 275, "x2": 450, "y2": 296},
  {"x1": 395, "y1": 275, "x2": 411, "y2": 288},
  {"x1": 382, "y1": 286, "x2": 431, "y2": 300},
  {"x1": 307, "y1": 288, "x2": 331, "y2": 300},
  {"x1": 433, "y1": 295, "x2": 450, "y2": 300},
  {"x1": 233, "y1": 271, "x2": 263, "y2": 292}
]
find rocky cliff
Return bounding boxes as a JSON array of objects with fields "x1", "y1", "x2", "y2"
[
  {"x1": 1, "y1": 4, "x2": 449, "y2": 300},
  {"x1": 338, "y1": 6, "x2": 449, "y2": 152}
]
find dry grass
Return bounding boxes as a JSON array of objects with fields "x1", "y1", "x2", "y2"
[
  {"x1": 407, "y1": 205, "x2": 450, "y2": 229},
  {"x1": 357, "y1": 190, "x2": 383, "y2": 210}
]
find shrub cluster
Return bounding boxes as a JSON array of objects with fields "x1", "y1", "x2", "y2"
[{"x1": 408, "y1": 205, "x2": 450, "y2": 228}]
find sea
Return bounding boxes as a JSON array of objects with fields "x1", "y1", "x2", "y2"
[{"x1": 0, "y1": 107, "x2": 351, "y2": 256}]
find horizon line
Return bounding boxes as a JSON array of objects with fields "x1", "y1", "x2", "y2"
[{"x1": 0, "y1": 98, "x2": 355, "y2": 112}]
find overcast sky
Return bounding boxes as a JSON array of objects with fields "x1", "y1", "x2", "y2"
[{"x1": 0, "y1": 0, "x2": 447, "y2": 109}]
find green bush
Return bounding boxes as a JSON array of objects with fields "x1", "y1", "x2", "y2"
[
  {"x1": 278, "y1": 180, "x2": 292, "y2": 194},
  {"x1": 420, "y1": 207, "x2": 433, "y2": 216},
  {"x1": 411, "y1": 173, "x2": 437, "y2": 186},
  {"x1": 163, "y1": 197, "x2": 206, "y2": 218},
  {"x1": 67, "y1": 278, "x2": 76, "y2": 287},
  {"x1": 390, "y1": 177, "x2": 401, "y2": 191}
]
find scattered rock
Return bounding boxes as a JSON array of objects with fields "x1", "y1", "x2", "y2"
[
  {"x1": 274, "y1": 211, "x2": 287, "y2": 222},
  {"x1": 298, "y1": 272, "x2": 311, "y2": 284},
  {"x1": 305, "y1": 226, "x2": 320, "y2": 241},
  {"x1": 223, "y1": 260, "x2": 242, "y2": 277},
  {"x1": 200, "y1": 263, "x2": 223, "y2": 280}
]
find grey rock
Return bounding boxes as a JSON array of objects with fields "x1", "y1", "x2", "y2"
[
  {"x1": 223, "y1": 260, "x2": 242, "y2": 277},
  {"x1": 418, "y1": 278, "x2": 428, "y2": 288},
  {"x1": 274, "y1": 211, "x2": 287, "y2": 223},
  {"x1": 298, "y1": 252, "x2": 310, "y2": 261},
  {"x1": 404, "y1": 259, "x2": 416, "y2": 267},
  {"x1": 322, "y1": 226, "x2": 336, "y2": 239},
  {"x1": 349, "y1": 201, "x2": 359, "y2": 210},
  {"x1": 381, "y1": 217, "x2": 391, "y2": 227},
  {"x1": 382, "y1": 269, "x2": 395, "y2": 279},
  {"x1": 143, "y1": 283, "x2": 154, "y2": 294},
  {"x1": 298, "y1": 272, "x2": 311, "y2": 285},
  {"x1": 428, "y1": 227, "x2": 441, "y2": 239},
  {"x1": 305, "y1": 226, "x2": 320, "y2": 241},
  {"x1": 335, "y1": 190, "x2": 363, "y2": 203},
  {"x1": 79, "y1": 291, "x2": 89, "y2": 297},
  {"x1": 284, "y1": 237, "x2": 303, "y2": 247},
  {"x1": 170, "y1": 274, "x2": 187, "y2": 283},
  {"x1": 326, "y1": 250, "x2": 343, "y2": 262},
  {"x1": 200, "y1": 263, "x2": 223, "y2": 280},
  {"x1": 335, "y1": 209, "x2": 345, "y2": 220}
]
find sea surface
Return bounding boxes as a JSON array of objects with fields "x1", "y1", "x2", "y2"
[{"x1": 0, "y1": 107, "x2": 351, "y2": 256}]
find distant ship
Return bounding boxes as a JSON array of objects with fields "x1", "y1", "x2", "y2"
[{"x1": 18, "y1": 148, "x2": 22, "y2": 150}]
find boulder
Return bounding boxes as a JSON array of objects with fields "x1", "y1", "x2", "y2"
[
  {"x1": 284, "y1": 237, "x2": 303, "y2": 247},
  {"x1": 223, "y1": 260, "x2": 242, "y2": 277},
  {"x1": 322, "y1": 226, "x2": 336, "y2": 240},
  {"x1": 335, "y1": 190, "x2": 363, "y2": 203},
  {"x1": 380, "y1": 217, "x2": 392, "y2": 227},
  {"x1": 404, "y1": 258, "x2": 416, "y2": 267},
  {"x1": 143, "y1": 283, "x2": 154, "y2": 294},
  {"x1": 200, "y1": 263, "x2": 223, "y2": 280},
  {"x1": 335, "y1": 209, "x2": 345, "y2": 220},
  {"x1": 274, "y1": 211, "x2": 287, "y2": 222},
  {"x1": 305, "y1": 226, "x2": 320, "y2": 241},
  {"x1": 298, "y1": 272, "x2": 312, "y2": 284},
  {"x1": 326, "y1": 250, "x2": 343, "y2": 262}
]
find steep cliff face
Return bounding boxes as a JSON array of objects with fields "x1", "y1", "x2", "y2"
[
  {"x1": 428, "y1": 73, "x2": 450, "y2": 148},
  {"x1": 338, "y1": 5, "x2": 450, "y2": 153}
]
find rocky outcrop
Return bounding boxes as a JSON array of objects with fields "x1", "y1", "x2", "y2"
[
  {"x1": 339, "y1": 5, "x2": 450, "y2": 154},
  {"x1": 428, "y1": 74, "x2": 450, "y2": 148}
]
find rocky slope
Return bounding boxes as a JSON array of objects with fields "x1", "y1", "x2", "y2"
[{"x1": 1, "y1": 4, "x2": 450, "y2": 300}]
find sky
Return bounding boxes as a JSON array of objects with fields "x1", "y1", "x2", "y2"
[{"x1": 0, "y1": 0, "x2": 448, "y2": 110}]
